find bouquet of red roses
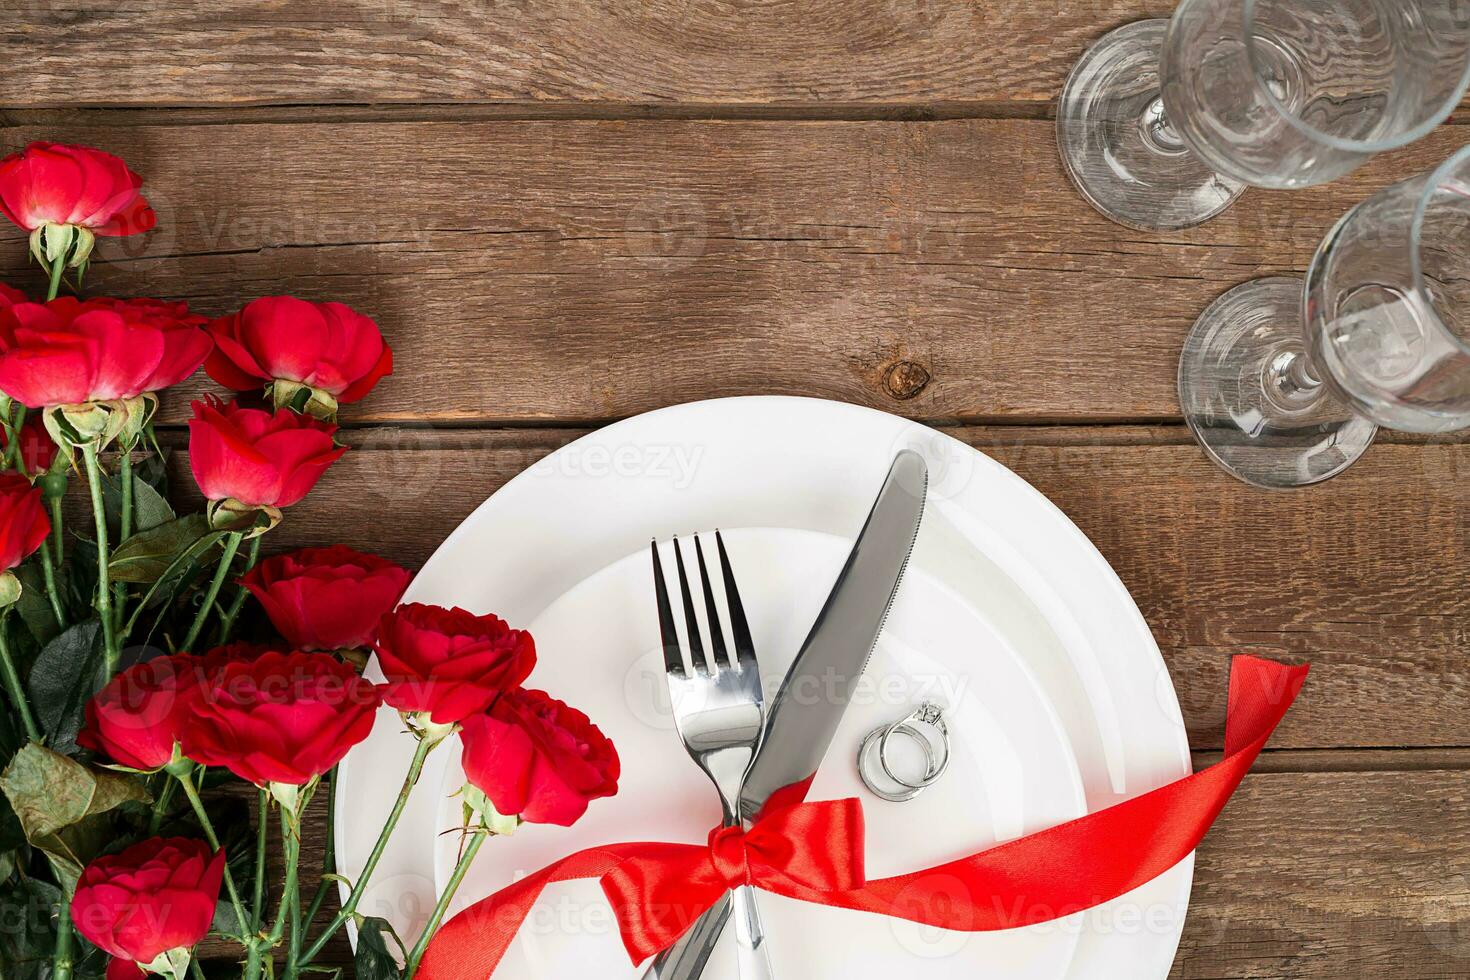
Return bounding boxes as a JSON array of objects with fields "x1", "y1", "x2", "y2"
[{"x1": 0, "y1": 142, "x2": 620, "y2": 980}]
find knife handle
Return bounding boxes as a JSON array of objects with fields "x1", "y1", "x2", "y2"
[{"x1": 641, "y1": 894, "x2": 730, "y2": 980}]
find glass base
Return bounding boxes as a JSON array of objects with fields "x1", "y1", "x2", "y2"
[
  {"x1": 1179, "y1": 277, "x2": 1378, "y2": 489},
  {"x1": 1057, "y1": 19, "x2": 1247, "y2": 231}
]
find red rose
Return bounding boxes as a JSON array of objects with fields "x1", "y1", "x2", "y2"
[
  {"x1": 374, "y1": 603, "x2": 536, "y2": 725},
  {"x1": 106, "y1": 959, "x2": 144, "y2": 980},
  {"x1": 460, "y1": 688, "x2": 619, "y2": 826},
  {"x1": 71, "y1": 838, "x2": 223, "y2": 969},
  {"x1": 0, "y1": 472, "x2": 49, "y2": 572},
  {"x1": 78, "y1": 647, "x2": 256, "y2": 771},
  {"x1": 206, "y1": 296, "x2": 392, "y2": 404},
  {"x1": 2, "y1": 413, "x2": 58, "y2": 475},
  {"x1": 180, "y1": 651, "x2": 381, "y2": 787},
  {"x1": 0, "y1": 142, "x2": 155, "y2": 237},
  {"x1": 242, "y1": 545, "x2": 410, "y2": 651},
  {"x1": 0, "y1": 296, "x2": 210, "y2": 408},
  {"x1": 187, "y1": 396, "x2": 345, "y2": 507}
]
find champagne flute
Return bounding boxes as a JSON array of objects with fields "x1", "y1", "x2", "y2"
[
  {"x1": 1179, "y1": 144, "x2": 1470, "y2": 487},
  {"x1": 1058, "y1": 0, "x2": 1470, "y2": 231}
]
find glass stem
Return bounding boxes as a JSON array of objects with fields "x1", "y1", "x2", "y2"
[{"x1": 1269, "y1": 348, "x2": 1325, "y2": 403}]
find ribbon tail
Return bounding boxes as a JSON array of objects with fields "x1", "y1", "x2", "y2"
[
  {"x1": 788, "y1": 656, "x2": 1309, "y2": 928},
  {"x1": 415, "y1": 846, "x2": 632, "y2": 980}
]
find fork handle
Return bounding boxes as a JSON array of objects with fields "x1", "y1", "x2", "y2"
[{"x1": 732, "y1": 885, "x2": 774, "y2": 980}]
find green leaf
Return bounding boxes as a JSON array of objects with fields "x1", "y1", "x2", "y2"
[
  {"x1": 354, "y1": 917, "x2": 405, "y2": 980},
  {"x1": 211, "y1": 898, "x2": 245, "y2": 940},
  {"x1": 0, "y1": 743, "x2": 148, "y2": 883},
  {"x1": 108, "y1": 514, "x2": 211, "y2": 584},
  {"x1": 13, "y1": 563, "x2": 61, "y2": 646},
  {"x1": 128, "y1": 478, "x2": 175, "y2": 532},
  {"x1": 103, "y1": 463, "x2": 175, "y2": 535},
  {"x1": 26, "y1": 620, "x2": 103, "y2": 753},
  {"x1": 0, "y1": 874, "x2": 61, "y2": 980}
]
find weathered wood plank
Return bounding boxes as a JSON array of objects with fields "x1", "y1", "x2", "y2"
[
  {"x1": 1169, "y1": 769, "x2": 1470, "y2": 979},
  {"x1": 156, "y1": 429, "x2": 1470, "y2": 752},
  {"x1": 3, "y1": 2, "x2": 1169, "y2": 108},
  {"x1": 200, "y1": 767, "x2": 1470, "y2": 977},
  {"x1": 0, "y1": 120, "x2": 1463, "y2": 425}
]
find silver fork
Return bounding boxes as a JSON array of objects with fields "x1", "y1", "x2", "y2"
[{"x1": 651, "y1": 533, "x2": 775, "y2": 980}]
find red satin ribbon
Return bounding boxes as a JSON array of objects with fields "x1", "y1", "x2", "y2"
[{"x1": 419, "y1": 655, "x2": 1308, "y2": 979}]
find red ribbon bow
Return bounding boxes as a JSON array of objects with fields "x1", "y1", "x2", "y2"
[
  {"x1": 602, "y1": 798, "x2": 866, "y2": 960},
  {"x1": 418, "y1": 655, "x2": 1308, "y2": 979}
]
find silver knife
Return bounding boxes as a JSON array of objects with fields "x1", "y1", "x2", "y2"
[{"x1": 644, "y1": 450, "x2": 929, "y2": 979}]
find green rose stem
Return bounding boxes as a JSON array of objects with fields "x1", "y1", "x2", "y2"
[
  {"x1": 168, "y1": 763, "x2": 256, "y2": 967},
  {"x1": 180, "y1": 531, "x2": 243, "y2": 653},
  {"x1": 79, "y1": 443, "x2": 119, "y2": 676},
  {"x1": 0, "y1": 612, "x2": 40, "y2": 740},
  {"x1": 405, "y1": 828, "x2": 488, "y2": 977},
  {"x1": 45, "y1": 252, "x2": 65, "y2": 302},
  {"x1": 252, "y1": 788, "x2": 269, "y2": 933},
  {"x1": 147, "y1": 774, "x2": 178, "y2": 835},
  {"x1": 215, "y1": 534, "x2": 263, "y2": 645},
  {"x1": 52, "y1": 886, "x2": 73, "y2": 980},
  {"x1": 297, "y1": 734, "x2": 439, "y2": 965},
  {"x1": 299, "y1": 770, "x2": 337, "y2": 933},
  {"x1": 113, "y1": 448, "x2": 134, "y2": 638},
  {"x1": 5, "y1": 405, "x2": 25, "y2": 469},
  {"x1": 35, "y1": 538, "x2": 66, "y2": 629},
  {"x1": 48, "y1": 492, "x2": 63, "y2": 560},
  {"x1": 268, "y1": 798, "x2": 304, "y2": 967}
]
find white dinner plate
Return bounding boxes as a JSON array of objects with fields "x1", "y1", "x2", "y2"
[
  {"x1": 430, "y1": 527, "x2": 1088, "y2": 979},
  {"x1": 335, "y1": 396, "x2": 1193, "y2": 980}
]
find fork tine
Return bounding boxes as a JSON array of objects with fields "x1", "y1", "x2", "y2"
[
  {"x1": 693, "y1": 536, "x2": 729, "y2": 671},
  {"x1": 672, "y1": 538, "x2": 710, "y2": 675},
  {"x1": 715, "y1": 530, "x2": 756, "y2": 672},
  {"x1": 651, "y1": 540, "x2": 685, "y2": 677}
]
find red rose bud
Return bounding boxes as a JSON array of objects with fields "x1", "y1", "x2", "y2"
[
  {"x1": 180, "y1": 651, "x2": 380, "y2": 796},
  {"x1": 459, "y1": 688, "x2": 620, "y2": 827},
  {"x1": 374, "y1": 603, "x2": 536, "y2": 728},
  {"x1": 187, "y1": 396, "x2": 346, "y2": 510},
  {"x1": 78, "y1": 648, "x2": 255, "y2": 772},
  {"x1": 2, "y1": 412, "x2": 58, "y2": 476},
  {"x1": 242, "y1": 545, "x2": 410, "y2": 651},
  {"x1": 0, "y1": 297, "x2": 209, "y2": 409},
  {"x1": 206, "y1": 296, "x2": 392, "y2": 416},
  {"x1": 0, "y1": 142, "x2": 156, "y2": 272},
  {"x1": 71, "y1": 837, "x2": 223, "y2": 977},
  {"x1": 0, "y1": 472, "x2": 50, "y2": 605}
]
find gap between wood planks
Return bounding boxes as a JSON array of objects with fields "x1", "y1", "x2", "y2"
[
  {"x1": 147, "y1": 422, "x2": 1470, "y2": 449},
  {"x1": 2, "y1": 104, "x2": 1467, "y2": 128}
]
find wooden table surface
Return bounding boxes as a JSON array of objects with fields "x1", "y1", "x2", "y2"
[{"x1": 5, "y1": 3, "x2": 1470, "y2": 977}]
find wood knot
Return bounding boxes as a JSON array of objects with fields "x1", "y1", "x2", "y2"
[{"x1": 882, "y1": 360, "x2": 931, "y2": 400}]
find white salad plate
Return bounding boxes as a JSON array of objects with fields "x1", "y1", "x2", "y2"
[{"x1": 335, "y1": 395, "x2": 1193, "y2": 980}]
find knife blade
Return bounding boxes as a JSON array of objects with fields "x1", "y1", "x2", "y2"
[{"x1": 645, "y1": 449, "x2": 929, "y2": 979}]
